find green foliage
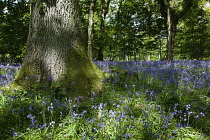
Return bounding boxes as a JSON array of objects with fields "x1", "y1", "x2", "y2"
[
  {"x1": 80, "y1": 0, "x2": 210, "y2": 61},
  {"x1": 176, "y1": 2, "x2": 210, "y2": 60},
  {"x1": 0, "y1": 0, "x2": 30, "y2": 63},
  {"x1": 1, "y1": 0, "x2": 209, "y2": 62}
]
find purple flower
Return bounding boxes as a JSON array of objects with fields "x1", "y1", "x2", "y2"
[
  {"x1": 125, "y1": 133, "x2": 131, "y2": 138},
  {"x1": 29, "y1": 106, "x2": 33, "y2": 110},
  {"x1": 11, "y1": 128, "x2": 18, "y2": 137},
  {"x1": 186, "y1": 104, "x2": 191, "y2": 110},
  {"x1": 39, "y1": 123, "x2": 47, "y2": 129},
  {"x1": 200, "y1": 112, "x2": 205, "y2": 117},
  {"x1": 27, "y1": 114, "x2": 37, "y2": 128}
]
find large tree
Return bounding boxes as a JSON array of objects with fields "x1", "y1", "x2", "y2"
[
  {"x1": 0, "y1": 0, "x2": 29, "y2": 63},
  {"x1": 12, "y1": 0, "x2": 103, "y2": 98},
  {"x1": 156, "y1": 0, "x2": 195, "y2": 61}
]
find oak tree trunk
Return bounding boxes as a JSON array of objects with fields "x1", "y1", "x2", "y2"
[{"x1": 12, "y1": 0, "x2": 103, "y2": 97}]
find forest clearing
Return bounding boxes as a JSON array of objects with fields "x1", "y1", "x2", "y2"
[{"x1": 1, "y1": 0, "x2": 210, "y2": 139}]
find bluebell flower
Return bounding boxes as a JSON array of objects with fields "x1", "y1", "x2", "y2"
[
  {"x1": 39, "y1": 123, "x2": 47, "y2": 130},
  {"x1": 27, "y1": 114, "x2": 37, "y2": 128},
  {"x1": 125, "y1": 133, "x2": 131, "y2": 138},
  {"x1": 177, "y1": 123, "x2": 182, "y2": 128},
  {"x1": 29, "y1": 106, "x2": 33, "y2": 110},
  {"x1": 186, "y1": 104, "x2": 191, "y2": 110},
  {"x1": 42, "y1": 100, "x2": 46, "y2": 106},
  {"x1": 11, "y1": 128, "x2": 18, "y2": 137},
  {"x1": 25, "y1": 76, "x2": 29, "y2": 79},
  {"x1": 200, "y1": 112, "x2": 205, "y2": 117},
  {"x1": 143, "y1": 125, "x2": 148, "y2": 129}
]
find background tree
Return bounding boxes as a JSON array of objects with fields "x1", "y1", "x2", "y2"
[
  {"x1": 12, "y1": 0, "x2": 103, "y2": 98},
  {"x1": 96, "y1": 0, "x2": 111, "y2": 61},
  {"x1": 87, "y1": 0, "x2": 96, "y2": 59},
  {"x1": 103, "y1": 0, "x2": 164, "y2": 61},
  {"x1": 175, "y1": 1, "x2": 210, "y2": 60},
  {"x1": 1, "y1": 0, "x2": 209, "y2": 62},
  {"x1": 156, "y1": 0, "x2": 196, "y2": 61},
  {"x1": 0, "y1": 0, "x2": 29, "y2": 63}
]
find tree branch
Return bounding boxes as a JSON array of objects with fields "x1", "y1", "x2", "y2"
[{"x1": 177, "y1": 0, "x2": 194, "y2": 20}]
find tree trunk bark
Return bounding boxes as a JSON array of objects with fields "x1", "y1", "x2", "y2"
[
  {"x1": 166, "y1": 5, "x2": 177, "y2": 62},
  {"x1": 157, "y1": 0, "x2": 194, "y2": 62},
  {"x1": 97, "y1": 0, "x2": 110, "y2": 61},
  {"x1": 167, "y1": 23, "x2": 177, "y2": 61},
  {"x1": 12, "y1": 0, "x2": 103, "y2": 97},
  {"x1": 88, "y1": 0, "x2": 96, "y2": 59}
]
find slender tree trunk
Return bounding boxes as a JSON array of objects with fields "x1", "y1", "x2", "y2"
[
  {"x1": 97, "y1": 0, "x2": 110, "y2": 61},
  {"x1": 12, "y1": 0, "x2": 103, "y2": 97},
  {"x1": 159, "y1": 38, "x2": 162, "y2": 60},
  {"x1": 88, "y1": 0, "x2": 96, "y2": 59},
  {"x1": 166, "y1": 5, "x2": 177, "y2": 62}
]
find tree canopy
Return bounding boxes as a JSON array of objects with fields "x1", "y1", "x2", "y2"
[{"x1": 0, "y1": 0, "x2": 210, "y2": 62}]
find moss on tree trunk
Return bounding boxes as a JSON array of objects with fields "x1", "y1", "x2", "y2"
[{"x1": 11, "y1": 0, "x2": 104, "y2": 98}]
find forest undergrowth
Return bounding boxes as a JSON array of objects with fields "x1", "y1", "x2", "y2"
[{"x1": 0, "y1": 60, "x2": 209, "y2": 140}]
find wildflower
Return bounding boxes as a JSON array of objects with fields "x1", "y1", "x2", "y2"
[
  {"x1": 42, "y1": 100, "x2": 46, "y2": 106},
  {"x1": 11, "y1": 128, "x2": 18, "y2": 137},
  {"x1": 186, "y1": 104, "x2": 191, "y2": 110},
  {"x1": 47, "y1": 75, "x2": 52, "y2": 81},
  {"x1": 40, "y1": 123, "x2": 47, "y2": 130},
  {"x1": 10, "y1": 96, "x2": 17, "y2": 99},
  {"x1": 116, "y1": 104, "x2": 121, "y2": 108},
  {"x1": 27, "y1": 113, "x2": 37, "y2": 128},
  {"x1": 125, "y1": 133, "x2": 131, "y2": 138},
  {"x1": 29, "y1": 106, "x2": 33, "y2": 110},
  {"x1": 188, "y1": 111, "x2": 193, "y2": 115},
  {"x1": 156, "y1": 105, "x2": 161, "y2": 110},
  {"x1": 49, "y1": 121, "x2": 55, "y2": 127},
  {"x1": 47, "y1": 103, "x2": 54, "y2": 112},
  {"x1": 116, "y1": 117, "x2": 121, "y2": 122},
  {"x1": 81, "y1": 136, "x2": 86, "y2": 140},
  {"x1": 200, "y1": 112, "x2": 205, "y2": 117},
  {"x1": 143, "y1": 125, "x2": 148, "y2": 129},
  {"x1": 71, "y1": 81, "x2": 75, "y2": 85},
  {"x1": 177, "y1": 123, "x2": 182, "y2": 128},
  {"x1": 109, "y1": 110, "x2": 117, "y2": 118},
  {"x1": 194, "y1": 115, "x2": 199, "y2": 118},
  {"x1": 72, "y1": 111, "x2": 79, "y2": 119},
  {"x1": 121, "y1": 111, "x2": 127, "y2": 119},
  {"x1": 91, "y1": 105, "x2": 97, "y2": 109}
]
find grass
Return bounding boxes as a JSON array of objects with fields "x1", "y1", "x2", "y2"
[{"x1": 0, "y1": 60, "x2": 209, "y2": 139}]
